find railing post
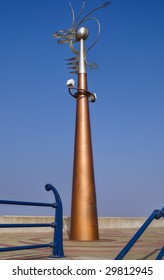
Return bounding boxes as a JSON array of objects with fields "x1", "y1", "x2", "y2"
[{"x1": 45, "y1": 184, "x2": 65, "y2": 258}]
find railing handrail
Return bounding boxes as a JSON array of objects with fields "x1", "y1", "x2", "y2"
[
  {"x1": 115, "y1": 207, "x2": 164, "y2": 260},
  {"x1": 0, "y1": 223, "x2": 56, "y2": 228},
  {"x1": 156, "y1": 246, "x2": 164, "y2": 260},
  {"x1": 0, "y1": 199, "x2": 56, "y2": 208},
  {"x1": 0, "y1": 184, "x2": 64, "y2": 258}
]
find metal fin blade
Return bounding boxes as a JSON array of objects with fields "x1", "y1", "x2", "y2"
[
  {"x1": 57, "y1": 39, "x2": 71, "y2": 44},
  {"x1": 67, "y1": 61, "x2": 79, "y2": 65},
  {"x1": 65, "y1": 56, "x2": 79, "y2": 61},
  {"x1": 67, "y1": 66, "x2": 78, "y2": 70},
  {"x1": 53, "y1": 30, "x2": 68, "y2": 38},
  {"x1": 69, "y1": 71, "x2": 78, "y2": 74}
]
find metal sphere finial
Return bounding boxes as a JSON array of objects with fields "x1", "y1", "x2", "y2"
[{"x1": 75, "y1": 27, "x2": 89, "y2": 41}]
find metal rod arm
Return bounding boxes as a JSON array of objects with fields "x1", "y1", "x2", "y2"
[
  {"x1": 0, "y1": 199, "x2": 56, "y2": 208},
  {"x1": 0, "y1": 243, "x2": 51, "y2": 253},
  {"x1": 0, "y1": 223, "x2": 56, "y2": 228},
  {"x1": 76, "y1": 1, "x2": 111, "y2": 29}
]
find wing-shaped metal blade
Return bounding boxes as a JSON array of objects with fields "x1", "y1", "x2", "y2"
[
  {"x1": 57, "y1": 38, "x2": 71, "y2": 44},
  {"x1": 66, "y1": 61, "x2": 79, "y2": 65},
  {"x1": 69, "y1": 71, "x2": 78, "y2": 74},
  {"x1": 65, "y1": 56, "x2": 79, "y2": 61},
  {"x1": 67, "y1": 66, "x2": 78, "y2": 70}
]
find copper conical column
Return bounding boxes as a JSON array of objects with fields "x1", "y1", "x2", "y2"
[{"x1": 70, "y1": 27, "x2": 99, "y2": 241}]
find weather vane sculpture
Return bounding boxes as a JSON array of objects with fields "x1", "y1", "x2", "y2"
[{"x1": 53, "y1": 0, "x2": 111, "y2": 241}]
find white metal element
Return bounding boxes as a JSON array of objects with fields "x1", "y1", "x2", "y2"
[
  {"x1": 89, "y1": 93, "x2": 97, "y2": 102},
  {"x1": 66, "y1": 79, "x2": 75, "y2": 88}
]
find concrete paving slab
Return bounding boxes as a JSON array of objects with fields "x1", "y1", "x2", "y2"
[{"x1": 0, "y1": 227, "x2": 163, "y2": 260}]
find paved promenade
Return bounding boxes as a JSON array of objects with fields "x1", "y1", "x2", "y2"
[{"x1": 0, "y1": 227, "x2": 163, "y2": 260}]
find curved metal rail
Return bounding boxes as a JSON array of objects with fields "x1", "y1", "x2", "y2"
[{"x1": 0, "y1": 184, "x2": 64, "y2": 258}]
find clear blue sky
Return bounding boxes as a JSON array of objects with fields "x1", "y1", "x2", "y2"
[{"x1": 0, "y1": 0, "x2": 164, "y2": 217}]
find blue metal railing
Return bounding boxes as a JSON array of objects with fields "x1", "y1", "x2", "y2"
[
  {"x1": 115, "y1": 207, "x2": 164, "y2": 260},
  {"x1": 156, "y1": 246, "x2": 164, "y2": 260},
  {"x1": 0, "y1": 183, "x2": 64, "y2": 258}
]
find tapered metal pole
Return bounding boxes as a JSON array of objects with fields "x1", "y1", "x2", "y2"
[
  {"x1": 53, "y1": 1, "x2": 111, "y2": 241},
  {"x1": 70, "y1": 27, "x2": 99, "y2": 240}
]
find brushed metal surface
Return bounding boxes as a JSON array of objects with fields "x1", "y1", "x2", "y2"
[{"x1": 70, "y1": 73, "x2": 99, "y2": 241}]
